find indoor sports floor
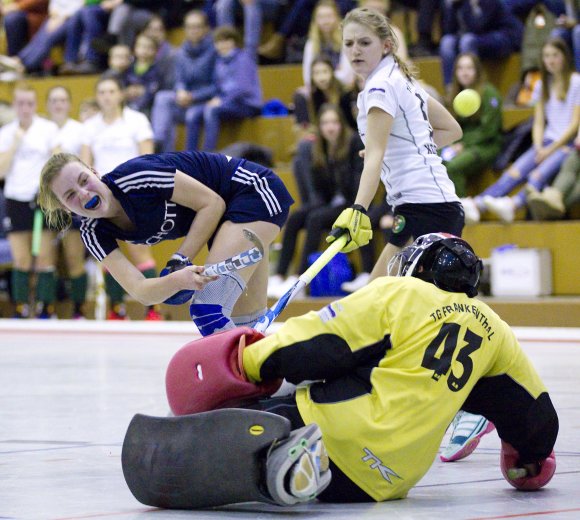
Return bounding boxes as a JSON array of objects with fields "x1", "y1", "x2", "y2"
[{"x1": 1, "y1": 320, "x2": 579, "y2": 520}]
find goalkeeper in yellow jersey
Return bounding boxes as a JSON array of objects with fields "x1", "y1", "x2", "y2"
[{"x1": 123, "y1": 233, "x2": 558, "y2": 509}]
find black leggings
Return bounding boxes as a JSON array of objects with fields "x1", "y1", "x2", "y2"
[
  {"x1": 277, "y1": 204, "x2": 343, "y2": 276},
  {"x1": 254, "y1": 395, "x2": 374, "y2": 503}
]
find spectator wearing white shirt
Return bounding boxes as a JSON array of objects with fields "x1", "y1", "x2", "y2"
[
  {"x1": 46, "y1": 85, "x2": 88, "y2": 319},
  {"x1": 0, "y1": 83, "x2": 60, "y2": 318}
]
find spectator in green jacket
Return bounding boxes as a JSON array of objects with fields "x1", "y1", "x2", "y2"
[{"x1": 441, "y1": 52, "x2": 503, "y2": 198}]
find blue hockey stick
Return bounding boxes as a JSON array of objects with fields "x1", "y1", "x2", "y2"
[{"x1": 254, "y1": 233, "x2": 349, "y2": 332}]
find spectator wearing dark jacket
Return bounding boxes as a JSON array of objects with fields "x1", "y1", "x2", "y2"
[
  {"x1": 268, "y1": 104, "x2": 362, "y2": 298},
  {"x1": 149, "y1": 10, "x2": 217, "y2": 152},
  {"x1": 440, "y1": 0, "x2": 524, "y2": 87},
  {"x1": 185, "y1": 24, "x2": 262, "y2": 151},
  {"x1": 123, "y1": 33, "x2": 162, "y2": 116}
]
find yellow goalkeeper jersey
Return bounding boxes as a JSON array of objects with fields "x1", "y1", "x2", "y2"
[{"x1": 243, "y1": 277, "x2": 548, "y2": 501}]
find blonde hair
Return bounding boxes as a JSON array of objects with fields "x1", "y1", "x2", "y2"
[
  {"x1": 308, "y1": 0, "x2": 343, "y2": 57},
  {"x1": 342, "y1": 7, "x2": 416, "y2": 81},
  {"x1": 13, "y1": 81, "x2": 37, "y2": 96},
  {"x1": 38, "y1": 152, "x2": 87, "y2": 230}
]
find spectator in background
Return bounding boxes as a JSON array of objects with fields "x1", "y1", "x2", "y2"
[
  {"x1": 461, "y1": 38, "x2": 580, "y2": 223},
  {"x1": 303, "y1": 0, "x2": 355, "y2": 91},
  {"x1": 59, "y1": 0, "x2": 156, "y2": 75},
  {"x1": 527, "y1": 124, "x2": 580, "y2": 219},
  {"x1": 361, "y1": 0, "x2": 408, "y2": 59},
  {"x1": 123, "y1": 33, "x2": 162, "y2": 116},
  {"x1": 0, "y1": 0, "x2": 83, "y2": 76},
  {"x1": 439, "y1": 0, "x2": 524, "y2": 89},
  {"x1": 294, "y1": 55, "x2": 358, "y2": 142},
  {"x1": 502, "y1": 0, "x2": 565, "y2": 18},
  {"x1": 102, "y1": 43, "x2": 132, "y2": 82},
  {"x1": 94, "y1": 0, "x2": 163, "y2": 50},
  {"x1": 78, "y1": 97, "x2": 99, "y2": 122},
  {"x1": 142, "y1": 13, "x2": 175, "y2": 88},
  {"x1": 214, "y1": 0, "x2": 263, "y2": 56},
  {"x1": 396, "y1": 0, "x2": 441, "y2": 57},
  {"x1": 150, "y1": 10, "x2": 217, "y2": 153},
  {"x1": 0, "y1": 0, "x2": 48, "y2": 57},
  {"x1": 80, "y1": 75, "x2": 162, "y2": 320},
  {"x1": 442, "y1": 52, "x2": 503, "y2": 198},
  {"x1": 268, "y1": 104, "x2": 362, "y2": 298},
  {"x1": 45, "y1": 85, "x2": 88, "y2": 318},
  {"x1": 258, "y1": 0, "x2": 356, "y2": 61},
  {"x1": 185, "y1": 24, "x2": 262, "y2": 152},
  {"x1": 58, "y1": 0, "x2": 113, "y2": 74},
  {"x1": 0, "y1": 83, "x2": 59, "y2": 319},
  {"x1": 551, "y1": 0, "x2": 579, "y2": 71}
]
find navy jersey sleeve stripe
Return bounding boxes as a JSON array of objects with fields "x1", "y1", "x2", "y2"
[
  {"x1": 80, "y1": 219, "x2": 108, "y2": 261},
  {"x1": 115, "y1": 170, "x2": 176, "y2": 192},
  {"x1": 232, "y1": 165, "x2": 282, "y2": 216}
]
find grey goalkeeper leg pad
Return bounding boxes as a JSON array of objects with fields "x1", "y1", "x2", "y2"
[{"x1": 121, "y1": 408, "x2": 291, "y2": 509}]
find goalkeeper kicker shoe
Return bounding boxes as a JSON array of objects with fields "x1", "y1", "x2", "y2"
[
  {"x1": 266, "y1": 423, "x2": 331, "y2": 505},
  {"x1": 440, "y1": 411, "x2": 495, "y2": 462}
]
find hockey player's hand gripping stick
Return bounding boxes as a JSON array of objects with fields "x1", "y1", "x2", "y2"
[
  {"x1": 28, "y1": 208, "x2": 43, "y2": 319},
  {"x1": 254, "y1": 233, "x2": 349, "y2": 333}
]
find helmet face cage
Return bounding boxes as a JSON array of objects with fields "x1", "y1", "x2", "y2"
[{"x1": 389, "y1": 233, "x2": 482, "y2": 297}]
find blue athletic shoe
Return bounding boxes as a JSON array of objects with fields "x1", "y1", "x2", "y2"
[{"x1": 440, "y1": 411, "x2": 495, "y2": 462}]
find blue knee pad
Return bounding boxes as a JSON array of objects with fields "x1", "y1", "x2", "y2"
[{"x1": 189, "y1": 271, "x2": 246, "y2": 337}]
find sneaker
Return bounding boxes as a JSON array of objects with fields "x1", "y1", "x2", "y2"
[
  {"x1": 440, "y1": 411, "x2": 496, "y2": 462},
  {"x1": 107, "y1": 304, "x2": 128, "y2": 320},
  {"x1": 266, "y1": 424, "x2": 331, "y2": 505},
  {"x1": 341, "y1": 272, "x2": 370, "y2": 293},
  {"x1": 483, "y1": 195, "x2": 515, "y2": 223},
  {"x1": 13, "y1": 303, "x2": 30, "y2": 319},
  {"x1": 461, "y1": 197, "x2": 481, "y2": 224},
  {"x1": 528, "y1": 187, "x2": 565, "y2": 220},
  {"x1": 145, "y1": 307, "x2": 164, "y2": 321},
  {"x1": 36, "y1": 303, "x2": 57, "y2": 319}
]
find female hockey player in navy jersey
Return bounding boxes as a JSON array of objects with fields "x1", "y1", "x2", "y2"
[
  {"x1": 327, "y1": 7, "x2": 465, "y2": 278},
  {"x1": 39, "y1": 151, "x2": 293, "y2": 335}
]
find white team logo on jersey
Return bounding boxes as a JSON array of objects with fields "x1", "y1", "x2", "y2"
[{"x1": 362, "y1": 448, "x2": 403, "y2": 484}]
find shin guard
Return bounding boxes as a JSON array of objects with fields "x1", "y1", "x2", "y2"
[{"x1": 189, "y1": 271, "x2": 245, "y2": 336}]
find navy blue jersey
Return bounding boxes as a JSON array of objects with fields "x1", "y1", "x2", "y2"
[{"x1": 80, "y1": 151, "x2": 293, "y2": 261}]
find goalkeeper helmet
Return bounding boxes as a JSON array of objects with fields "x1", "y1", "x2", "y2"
[{"x1": 388, "y1": 233, "x2": 483, "y2": 297}]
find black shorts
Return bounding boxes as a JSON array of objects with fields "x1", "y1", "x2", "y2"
[
  {"x1": 3, "y1": 199, "x2": 52, "y2": 233},
  {"x1": 389, "y1": 202, "x2": 465, "y2": 247}
]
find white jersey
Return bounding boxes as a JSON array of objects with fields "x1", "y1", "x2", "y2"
[
  {"x1": 0, "y1": 116, "x2": 59, "y2": 201},
  {"x1": 357, "y1": 55, "x2": 458, "y2": 207},
  {"x1": 57, "y1": 118, "x2": 84, "y2": 155},
  {"x1": 81, "y1": 107, "x2": 153, "y2": 173}
]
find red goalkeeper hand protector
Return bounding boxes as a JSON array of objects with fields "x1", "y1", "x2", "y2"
[
  {"x1": 166, "y1": 326, "x2": 282, "y2": 415},
  {"x1": 500, "y1": 440, "x2": 556, "y2": 490}
]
